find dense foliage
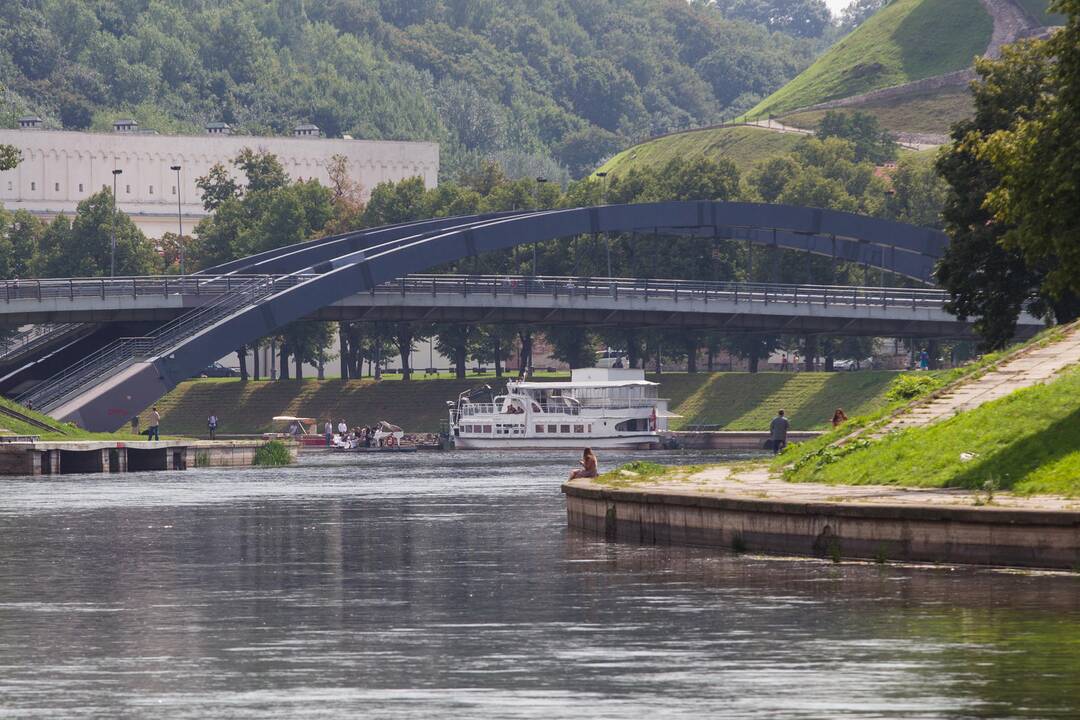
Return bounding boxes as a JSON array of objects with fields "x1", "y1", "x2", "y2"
[
  {"x1": 0, "y1": 0, "x2": 823, "y2": 180},
  {"x1": 935, "y1": 7, "x2": 1080, "y2": 350}
]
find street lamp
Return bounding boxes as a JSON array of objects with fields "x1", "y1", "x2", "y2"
[
  {"x1": 111, "y1": 169, "x2": 123, "y2": 277},
  {"x1": 595, "y1": 172, "x2": 611, "y2": 277},
  {"x1": 533, "y1": 177, "x2": 548, "y2": 276},
  {"x1": 170, "y1": 165, "x2": 183, "y2": 275}
]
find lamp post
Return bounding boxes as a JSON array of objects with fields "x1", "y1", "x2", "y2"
[
  {"x1": 111, "y1": 169, "x2": 123, "y2": 277},
  {"x1": 533, "y1": 177, "x2": 548, "y2": 276},
  {"x1": 595, "y1": 171, "x2": 611, "y2": 277},
  {"x1": 171, "y1": 165, "x2": 183, "y2": 275}
]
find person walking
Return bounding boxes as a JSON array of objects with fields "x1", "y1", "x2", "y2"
[
  {"x1": 148, "y1": 407, "x2": 161, "y2": 441},
  {"x1": 769, "y1": 409, "x2": 789, "y2": 454},
  {"x1": 324, "y1": 420, "x2": 333, "y2": 447},
  {"x1": 207, "y1": 413, "x2": 218, "y2": 440}
]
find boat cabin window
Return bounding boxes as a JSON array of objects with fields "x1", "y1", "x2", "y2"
[
  {"x1": 536, "y1": 425, "x2": 544, "y2": 433},
  {"x1": 574, "y1": 424, "x2": 584, "y2": 433},
  {"x1": 547, "y1": 424, "x2": 557, "y2": 434},
  {"x1": 560, "y1": 424, "x2": 570, "y2": 433}
]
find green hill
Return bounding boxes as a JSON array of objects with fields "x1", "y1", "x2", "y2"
[
  {"x1": 150, "y1": 372, "x2": 899, "y2": 436},
  {"x1": 597, "y1": 125, "x2": 804, "y2": 177},
  {"x1": 746, "y1": 0, "x2": 993, "y2": 119}
]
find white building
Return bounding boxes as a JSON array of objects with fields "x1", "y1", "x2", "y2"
[{"x1": 0, "y1": 118, "x2": 439, "y2": 238}]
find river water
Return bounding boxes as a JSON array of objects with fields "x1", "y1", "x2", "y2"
[{"x1": 1, "y1": 450, "x2": 1078, "y2": 719}]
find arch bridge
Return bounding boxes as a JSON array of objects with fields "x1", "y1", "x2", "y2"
[{"x1": 2, "y1": 202, "x2": 971, "y2": 430}]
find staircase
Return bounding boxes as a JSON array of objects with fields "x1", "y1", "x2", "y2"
[
  {"x1": 19, "y1": 274, "x2": 305, "y2": 413},
  {"x1": 871, "y1": 323, "x2": 1080, "y2": 438}
]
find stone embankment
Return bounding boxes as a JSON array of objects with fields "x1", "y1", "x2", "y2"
[
  {"x1": 0, "y1": 439, "x2": 295, "y2": 475},
  {"x1": 564, "y1": 465, "x2": 1080, "y2": 569}
]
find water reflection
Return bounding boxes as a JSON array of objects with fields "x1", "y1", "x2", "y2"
[{"x1": 0, "y1": 450, "x2": 1077, "y2": 718}]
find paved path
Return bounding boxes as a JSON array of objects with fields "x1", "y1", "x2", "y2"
[
  {"x1": 586, "y1": 464, "x2": 1080, "y2": 512},
  {"x1": 873, "y1": 323, "x2": 1080, "y2": 437}
]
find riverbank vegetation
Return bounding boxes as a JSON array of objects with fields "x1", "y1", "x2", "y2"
[
  {"x1": 253, "y1": 440, "x2": 293, "y2": 467},
  {"x1": 593, "y1": 460, "x2": 707, "y2": 488}
]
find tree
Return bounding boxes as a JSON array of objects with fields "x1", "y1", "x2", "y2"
[
  {"x1": 981, "y1": 1, "x2": 1080, "y2": 303},
  {"x1": 935, "y1": 40, "x2": 1055, "y2": 349},
  {"x1": 839, "y1": 0, "x2": 889, "y2": 31},
  {"x1": 34, "y1": 189, "x2": 158, "y2": 277},
  {"x1": 434, "y1": 324, "x2": 474, "y2": 379},
  {"x1": 817, "y1": 110, "x2": 897, "y2": 164},
  {"x1": 0, "y1": 145, "x2": 22, "y2": 172},
  {"x1": 543, "y1": 326, "x2": 597, "y2": 369},
  {"x1": 712, "y1": 0, "x2": 832, "y2": 37},
  {"x1": 723, "y1": 334, "x2": 779, "y2": 373},
  {"x1": 196, "y1": 163, "x2": 240, "y2": 212}
]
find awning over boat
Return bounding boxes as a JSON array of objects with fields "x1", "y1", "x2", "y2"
[{"x1": 512, "y1": 381, "x2": 657, "y2": 389}]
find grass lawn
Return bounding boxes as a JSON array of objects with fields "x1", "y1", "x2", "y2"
[
  {"x1": 597, "y1": 125, "x2": 803, "y2": 177},
  {"x1": 780, "y1": 365, "x2": 1080, "y2": 496},
  {"x1": 780, "y1": 87, "x2": 974, "y2": 136},
  {"x1": 0, "y1": 395, "x2": 146, "y2": 440},
  {"x1": 746, "y1": 0, "x2": 992, "y2": 118},
  {"x1": 150, "y1": 370, "x2": 902, "y2": 436}
]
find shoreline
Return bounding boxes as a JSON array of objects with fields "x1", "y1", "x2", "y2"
[{"x1": 562, "y1": 465, "x2": 1080, "y2": 570}]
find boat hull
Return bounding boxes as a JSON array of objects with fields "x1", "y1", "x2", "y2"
[{"x1": 453, "y1": 434, "x2": 660, "y2": 450}]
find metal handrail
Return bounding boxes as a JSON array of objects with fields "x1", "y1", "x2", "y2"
[{"x1": 15, "y1": 270, "x2": 951, "y2": 412}]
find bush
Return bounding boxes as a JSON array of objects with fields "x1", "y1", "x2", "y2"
[
  {"x1": 253, "y1": 440, "x2": 292, "y2": 466},
  {"x1": 885, "y1": 373, "x2": 942, "y2": 402}
]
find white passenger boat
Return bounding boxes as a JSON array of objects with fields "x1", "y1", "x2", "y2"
[{"x1": 448, "y1": 368, "x2": 670, "y2": 449}]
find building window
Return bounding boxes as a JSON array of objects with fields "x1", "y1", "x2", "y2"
[
  {"x1": 149, "y1": 185, "x2": 154, "y2": 195},
  {"x1": 78, "y1": 183, "x2": 83, "y2": 192},
  {"x1": 6, "y1": 182, "x2": 11, "y2": 191},
  {"x1": 125, "y1": 185, "x2": 131, "y2": 194},
  {"x1": 54, "y1": 182, "x2": 60, "y2": 192},
  {"x1": 172, "y1": 186, "x2": 176, "y2": 195},
  {"x1": 30, "y1": 182, "x2": 35, "y2": 191}
]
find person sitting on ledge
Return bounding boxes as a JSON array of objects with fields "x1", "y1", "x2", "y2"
[{"x1": 569, "y1": 448, "x2": 598, "y2": 481}]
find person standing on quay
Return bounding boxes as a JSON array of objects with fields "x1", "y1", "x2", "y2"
[
  {"x1": 208, "y1": 413, "x2": 218, "y2": 440},
  {"x1": 324, "y1": 420, "x2": 334, "y2": 447},
  {"x1": 148, "y1": 407, "x2": 161, "y2": 441},
  {"x1": 769, "y1": 409, "x2": 789, "y2": 454}
]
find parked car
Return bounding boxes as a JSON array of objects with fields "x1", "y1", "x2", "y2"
[{"x1": 195, "y1": 362, "x2": 241, "y2": 378}]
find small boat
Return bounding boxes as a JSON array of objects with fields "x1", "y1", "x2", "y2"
[
  {"x1": 264, "y1": 416, "x2": 326, "y2": 447},
  {"x1": 447, "y1": 368, "x2": 675, "y2": 450}
]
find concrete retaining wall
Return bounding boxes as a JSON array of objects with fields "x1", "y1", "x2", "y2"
[
  {"x1": 666, "y1": 431, "x2": 822, "y2": 451},
  {"x1": 0, "y1": 439, "x2": 296, "y2": 475},
  {"x1": 563, "y1": 484, "x2": 1080, "y2": 570}
]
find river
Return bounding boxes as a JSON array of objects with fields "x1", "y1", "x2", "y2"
[{"x1": 0, "y1": 450, "x2": 1078, "y2": 718}]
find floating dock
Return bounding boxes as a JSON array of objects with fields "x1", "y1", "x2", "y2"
[{"x1": 0, "y1": 439, "x2": 294, "y2": 475}]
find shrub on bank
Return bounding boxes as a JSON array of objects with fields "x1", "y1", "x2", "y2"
[{"x1": 254, "y1": 440, "x2": 292, "y2": 466}]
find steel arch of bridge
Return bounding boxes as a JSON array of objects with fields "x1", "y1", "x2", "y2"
[
  {"x1": 165, "y1": 201, "x2": 947, "y2": 380},
  {"x1": 54, "y1": 202, "x2": 951, "y2": 430}
]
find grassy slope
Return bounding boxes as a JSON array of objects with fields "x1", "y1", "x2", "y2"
[
  {"x1": 151, "y1": 371, "x2": 898, "y2": 436},
  {"x1": 782, "y1": 365, "x2": 1080, "y2": 496},
  {"x1": 746, "y1": 0, "x2": 992, "y2": 118},
  {"x1": 0, "y1": 396, "x2": 123, "y2": 439},
  {"x1": 780, "y1": 86, "x2": 974, "y2": 135},
  {"x1": 597, "y1": 125, "x2": 804, "y2": 177}
]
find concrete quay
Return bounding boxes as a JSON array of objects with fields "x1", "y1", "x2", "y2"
[
  {"x1": 0, "y1": 439, "x2": 293, "y2": 476},
  {"x1": 664, "y1": 430, "x2": 822, "y2": 451},
  {"x1": 563, "y1": 465, "x2": 1080, "y2": 570}
]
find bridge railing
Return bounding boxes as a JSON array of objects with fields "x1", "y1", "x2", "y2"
[
  {"x1": 0, "y1": 274, "x2": 316, "y2": 303},
  {"x1": 383, "y1": 275, "x2": 950, "y2": 311}
]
